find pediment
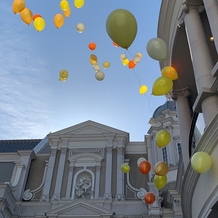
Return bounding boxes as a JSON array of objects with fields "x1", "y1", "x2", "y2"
[
  {"x1": 45, "y1": 200, "x2": 114, "y2": 217},
  {"x1": 48, "y1": 120, "x2": 128, "y2": 138}
]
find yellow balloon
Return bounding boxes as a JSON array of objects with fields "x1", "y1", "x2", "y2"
[
  {"x1": 59, "y1": 77, "x2": 66, "y2": 82},
  {"x1": 20, "y1": 8, "x2": 33, "y2": 25},
  {"x1": 154, "y1": 175, "x2": 167, "y2": 190},
  {"x1": 12, "y1": 0, "x2": 26, "y2": 14},
  {"x1": 120, "y1": 163, "x2": 130, "y2": 173},
  {"x1": 191, "y1": 152, "x2": 212, "y2": 173},
  {"x1": 122, "y1": 58, "x2": 129, "y2": 66},
  {"x1": 103, "y1": 61, "x2": 110, "y2": 69},
  {"x1": 152, "y1": 76, "x2": 173, "y2": 96},
  {"x1": 54, "y1": 14, "x2": 65, "y2": 28},
  {"x1": 60, "y1": 0, "x2": 70, "y2": 10},
  {"x1": 90, "y1": 59, "x2": 97, "y2": 66},
  {"x1": 146, "y1": 38, "x2": 167, "y2": 61},
  {"x1": 154, "y1": 161, "x2": 169, "y2": 176},
  {"x1": 59, "y1": 70, "x2": 68, "y2": 79},
  {"x1": 33, "y1": 17, "x2": 46, "y2": 32},
  {"x1": 90, "y1": 54, "x2": 97, "y2": 62},
  {"x1": 106, "y1": 9, "x2": 137, "y2": 49},
  {"x1": 155, "y1": 130, "x2": 171, "y2": 148},
  {"x1": 139, "y1": 85, "x2": 148, "y2": 94},
  {"x1": 74, "y1": 0, "x2": 85, "y2": 8},
  {"x1": 161, "y1": 66, "x2": 178, "y2": 80},
  {"x1": 63, "y1": 7, "x2": 71, "y2": 18}
]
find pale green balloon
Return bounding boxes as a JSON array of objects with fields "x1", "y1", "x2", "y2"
[
  {"x1": 191, "y1": 152, "x2": 212, "y2": 173},
  {"x1": 146, "y1": 38, "x2": 167, "y2": 61},
  {"x1": 152, "y1": 76, "x2": 173, "y2": 96},
  {"x1": 106, "y1": 9, "x2": 137, "y2": 49}
]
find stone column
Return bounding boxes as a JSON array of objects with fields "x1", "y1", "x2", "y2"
[
  {"x1": 66, "y1": 162, "x2": 75, "y2": 199},
  {"x1": 172, "y1": 88, "x2": 192, "y2": 170},
  {"x1": 104, "y1": 137, "x2": 114, "y2": 199},
  {"x1": 203, "y1": 0, "x2": 218, "y2": 52},
  {"x1": 41, "y1": 147, "x2": 57, "y2": 201},
  {"x1": 184, "y1": 5, "x2": 218, "y2": 127},
  {"x1": 116, "y1": 145, "x2": 125, "y2": 200},
  {"x1": 94, "y1": 163, "x2": 101, "y2": 199}
]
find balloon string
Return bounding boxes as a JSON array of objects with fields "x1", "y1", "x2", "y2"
[
  {"x1": 132, "y1": 68, "x2": 141, "y2": 86},
  {"x1": 126, "y1": 49, "x2": 134, "y2": 58}
]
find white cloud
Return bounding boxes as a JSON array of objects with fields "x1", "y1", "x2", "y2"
[{"x1": 0, "y1": 3, "x2": 54, "y2": 139}]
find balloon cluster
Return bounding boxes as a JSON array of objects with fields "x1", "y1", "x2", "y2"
[
  {"x1": 12, "y1": 0, "x2": 46, "y2": 31},
  {"x1": 88, "y1": 43, "x2": 111, "y2": 81},
  {"x1": 145, "y1": 38, "x2": 178, "y2": 96},
  {"x1": 12, "y1": 0, "x2": 85, "y2": 31}
]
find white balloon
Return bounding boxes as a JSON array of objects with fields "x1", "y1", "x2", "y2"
[
  {"x1": 137, "y1": 157, "x2": 146, "y2": 166},
  {"x1": 120, "y1": 54, "x2": 127, "y2": 61},
  {"x1": 133, "y1": 55, "x2": 141, "y2": 63},
  {"x1": 93, "y1": 65, "x2": 100, "y2": 72},
  {"x1": 76, "y1": 23, "x2": 85, "y2": 33},
  {"x1": 95, "y1": 71, "x2": 105, "y2": 81}
]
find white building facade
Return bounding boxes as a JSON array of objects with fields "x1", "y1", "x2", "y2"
[{"x1": 0, "y1": 112, "x2": 180, "y2": 218}]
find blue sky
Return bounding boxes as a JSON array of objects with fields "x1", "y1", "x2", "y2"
[{"x1": 0, "y1": 0, "x2": 166, "y2": 141}]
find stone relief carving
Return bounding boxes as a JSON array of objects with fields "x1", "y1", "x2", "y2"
[
  {"x1": 69, "y1": 148, "x2": 104, "y2": 157},
  {"x1": 75, "y1": 177, "x2": 92, "y2": 199}
]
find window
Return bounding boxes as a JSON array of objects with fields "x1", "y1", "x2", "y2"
[
  {"x1": 162, "y1": 147, "x2": 168, "y2": 163},
  {"x1": 177, "y1": 142, "x2": 181, "y2": 157}
]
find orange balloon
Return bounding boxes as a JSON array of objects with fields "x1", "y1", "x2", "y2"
[
  {"x1": 54, "y1": 14, "x2": 65, "y2": 28},
  {"x1": 33, "y1": 14, "x2": 42, "y2": 21},
  {"x1": 138, "y1": 160, "x2": 151, "y2": 174},
  {"x1": 20, "y1": 8, "x2": 33, "y2": 25},
  {"x1": 144, "y1": 192, "x2": 155, "y2": 204},
  {"x1": 128, "y1": 60, "x2": 136, "y2": 69},
  {"x1": 63, "y1": 7, "x2": 71, "y2": 18},
  {"x1": 12, "y1": 0, "x2": 26, "y2": 14},
  {"x1": 89, "y1": 42, "x2": 96, "y2": 50},
  {"x1": 112, "y1": 41, "x2": 119, "y2": 47}
]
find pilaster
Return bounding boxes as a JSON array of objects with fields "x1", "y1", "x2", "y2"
[
  {"x1": 104, "y1": 136, "x2": 114, "y2": 199},
  {"x1": 53, "y1": 144, "x2": 67, "y2": 200},
  {"x1": 94, "y1": 163, "x2": 101, "y2": 199},
  {"x1": 41, "y1": 140, "x2": 58, "y2": 201},
  {"x1": 66, "y1": 162, "x2": 74, "y2": 199}
]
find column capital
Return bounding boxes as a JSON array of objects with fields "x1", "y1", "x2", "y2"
[
  {"x1": 50, "y1": 149, "x2": 57, "y2": 156},
  {"x1": 177, "y1": 4, "x2": 204, "y2": 26},
  {"x1": 117, "y1": 147, "x2": 124, "y2": 155},
  {"x1": 171, "y1": 88, "x2": 191, "y2": 100},
  {"x1": 106, "y1": 147, "x2": 113, "y2": 154},
  {"x1": 60, "y1": 147, "x2": 67, "y2": 154}
]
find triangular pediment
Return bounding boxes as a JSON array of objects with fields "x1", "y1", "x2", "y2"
[
  {"x1": 45, "y1": 200, "x2": 114, "y2": 217},
  {"x1": 49, "y1": 120, "x2": 128, "y2": 138}
]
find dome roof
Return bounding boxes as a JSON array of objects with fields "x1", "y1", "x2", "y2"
[{"x1": 152, "y1": 101, "x2": 176, "y2": 118}]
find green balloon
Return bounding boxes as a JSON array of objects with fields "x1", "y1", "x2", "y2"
[{"x1": 106, "y1": 9, "x2": 137, "y2": 49}]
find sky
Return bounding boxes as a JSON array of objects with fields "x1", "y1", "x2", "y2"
[{"x1": 0, "y1": 0, "x2": 167, "y2": 141}]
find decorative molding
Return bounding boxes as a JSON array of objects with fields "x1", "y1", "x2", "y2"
[
  {"x1": 69, "y1": 148, "x2": 104, "y2": 157},
  {"x1": 23, "y1": 160, "x2": 48, "y2": 201}
]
